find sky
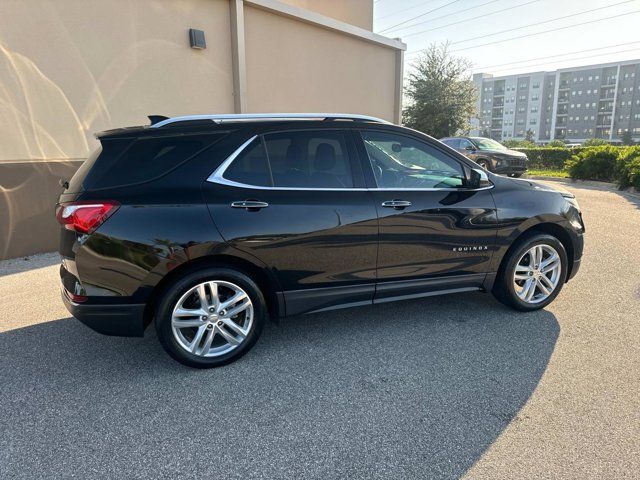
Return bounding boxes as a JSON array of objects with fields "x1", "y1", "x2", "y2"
[{"x1": 374, "y1": 0, "x2": 640, "y2": 77}]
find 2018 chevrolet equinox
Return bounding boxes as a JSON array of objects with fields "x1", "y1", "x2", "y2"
[{"x1": 57, "y1": 113, "x2": 584, "y2": 368}]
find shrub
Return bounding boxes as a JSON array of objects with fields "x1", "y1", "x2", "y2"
[
  {"x1": 514, "y1": 147, "x2": 580, "y2": 169},
  {"x1": 503, "y1": 139, "x2": 536, "y2": 149},
  {"x1": 615, "y1": 146, "x2": 640, "y2": 190},
  {"x1": 582, "y1": 138, "x2": 610, "y2": 147},
  {"x1": 566, "y1": 146, "x2": 619, "y2": 182}
]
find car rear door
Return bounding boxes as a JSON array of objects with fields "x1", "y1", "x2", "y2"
[
  {"x1": 202, "y1": 127, "x2": 378, "y2": 315},
  {"x1": 354, "y1": 129, "x2": 498, "y2": 302}
]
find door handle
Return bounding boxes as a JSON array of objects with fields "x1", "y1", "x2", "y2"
[
  {"x1": 230, "y1": 200, "x2": 269, "y2": 211},
  {"x1": 381, "y1": 200, "x2": 412, "y2": 210}
]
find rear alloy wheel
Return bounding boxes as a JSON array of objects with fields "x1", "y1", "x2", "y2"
[
  {"x1": 493, "y1": 234, "x2": 567, "y2": 311},
  {"x1": 155, "y1": 268, "x2": 265, "y2": 368}
]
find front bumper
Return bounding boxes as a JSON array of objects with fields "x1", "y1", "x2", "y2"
[
  {"x1": 494, "y1": 164, "x2": 527, "y2": 175},
  {"x1": 62, "y1": 289, "x2": 146, "y2": 337}
]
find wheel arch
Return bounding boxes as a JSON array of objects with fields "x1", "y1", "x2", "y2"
[
  {"x1": 495, "y1": 222, "x2": 575, "y2": 283},
  {"x1": 142, "y1": 254, "x2": 283, "y2": 329}
]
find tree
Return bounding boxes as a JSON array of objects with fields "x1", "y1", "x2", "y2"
[
  {"x1": 621, "y1": 130, "x2": 635, "y2": 146},
  {"x1": 403, "y1": 43, "x2": 477, "y2": 138},
  {"x1": 525, "y1": 129, "x2": 535, "y2": 142}
]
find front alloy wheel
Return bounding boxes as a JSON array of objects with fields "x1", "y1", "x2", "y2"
[
  {"x1": 493, "y1": 233, "x2": 568, "y2": 311},
  {"x1": 513, "y1": 244, "x2": 561, "y2": 304}
]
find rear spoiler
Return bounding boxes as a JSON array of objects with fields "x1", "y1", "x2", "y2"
[
  {"x1": 94, "y1": 115, "x2": 169, "y2": 139},
  {"x1": 148, "y1": 115, "x2": 169, "y2": 126}
]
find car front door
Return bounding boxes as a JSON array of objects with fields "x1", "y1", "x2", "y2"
[
  {"x1": 203, "y1": 128, "x2": 378, "y2": 315},
  {"x1": 355, "y1": 129, "x2": 498, "y2": 301}
]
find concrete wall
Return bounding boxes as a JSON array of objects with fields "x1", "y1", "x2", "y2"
[
  {"x1": 0, "y1": 0, "x2": 403, "y2": 260},
  {"x1": 244, "y1": 5, "x2": 397, "y2": 122},
  {"x1": 280, "y1": 0, "x2": 373, "y2": 30}
]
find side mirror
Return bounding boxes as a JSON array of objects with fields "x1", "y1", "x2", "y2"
[
  {"x1": 466, "y1": 168, "x2": 492, "y2": 189},
  {"x1": 391, "y1": 143, "x2": 402, "y2": 153},
  {"x1": 464, "y1": 145, "x2": 476, "y2": 151}
]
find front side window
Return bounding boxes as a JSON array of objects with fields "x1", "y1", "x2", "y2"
[{"x1": 362, "y1": 131, "x2": 464, "y2": 189}]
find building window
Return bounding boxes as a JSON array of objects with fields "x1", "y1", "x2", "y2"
[{"x1": 533, "y1": 82, "x2": 540, "y2": 88}]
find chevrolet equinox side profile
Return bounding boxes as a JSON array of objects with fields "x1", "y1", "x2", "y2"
[{"x1": 57, "y1": 113, "x2": 584, "y2": 368}]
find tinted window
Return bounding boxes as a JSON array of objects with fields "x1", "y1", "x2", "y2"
[
  {"x1": 224, "y1": 139, "x2": 272, "y2": 187},
  {"x1": 264, "y1": 131, "x2": 353, "y2": 188},
  {"x1": 459, "y1": 138, "x2": 474, "y2": 150},
  {"x1": 85, "y1": 134, "x2": 219, "y2": 190},
  {"x1": 362, "y1": 131, "x2": 464, "y2": 189},
  {"x1": 443, "y1": 138, "x2": 460, "y2": 148}
]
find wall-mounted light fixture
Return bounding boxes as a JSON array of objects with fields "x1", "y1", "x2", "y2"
[{"x1": 189, "y1": 29, "x2": 206, "y2": 49}]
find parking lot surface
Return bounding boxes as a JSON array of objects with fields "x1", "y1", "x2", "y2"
[{"x1": 1, "y1": 180, "x2": 638, "y2": 479}]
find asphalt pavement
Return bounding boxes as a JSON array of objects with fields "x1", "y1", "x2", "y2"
[{"x1": 0, "y1": 180, "x2": 638, "y2": 479}]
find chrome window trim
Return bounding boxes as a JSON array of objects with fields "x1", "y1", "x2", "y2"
[
  {"x1": 206, "y1": 134, "x2": 494, "y2": 192},
  {"x1": 152, "y1": 113, "x2": 391, "y2": 128}
]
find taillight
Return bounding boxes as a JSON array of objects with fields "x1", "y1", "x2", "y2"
[{"x1": 55, "y1": 201, "x2": 120, "y2": 234}]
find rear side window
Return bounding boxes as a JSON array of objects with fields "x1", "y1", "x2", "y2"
[
  {"x1": 84, "y1": 134, "x2": 220, "y2": 190},
  {"x1": 443, "y1": 138, "x2": 460, "y2": 148},
  {"x1": 224, "y1": 140, "x2": 272, "y2": 187},
  {"x1": 221, "y1": 130, "x2": 354, "y2": 188},
  {"x1": 265, "y1": 131, "x2": 353, "y2": 188}
]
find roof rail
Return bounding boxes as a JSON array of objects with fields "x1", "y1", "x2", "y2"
[{"x1": 149, "y1": 113, "x2": 391, "y2": 128}]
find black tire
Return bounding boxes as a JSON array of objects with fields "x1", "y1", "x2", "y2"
[
  {"x1": 492, "y1": 233, "x2": 568, "y2": 311},
  {"x1": 155, "y1": 267, "x2": 266, "y2": 368},
  {"x1": 477, "y1": 159, "x2": 491, "y2": 171},
  {"x1": 512, "y1": 173, "x2": 523, "y2": 178}
]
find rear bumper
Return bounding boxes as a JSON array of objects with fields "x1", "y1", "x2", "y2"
[{"x1": 62, "y1": 289, "x2": 146, "y2": 337}]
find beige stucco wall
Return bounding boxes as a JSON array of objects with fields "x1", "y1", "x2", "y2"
[
  {"x1": 244, "y1": 5, "x2": 397, "y2": 122},
  {"x1": 0, "y1": 0, "x2": 234, "y2": 163},
  {"x1": 279, "y1": 0, "x2": 374, "y2": 30}
]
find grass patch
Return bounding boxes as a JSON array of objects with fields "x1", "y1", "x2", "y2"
[{"x1": 526, "y1": 168, "x2": 570, "y2": 178}]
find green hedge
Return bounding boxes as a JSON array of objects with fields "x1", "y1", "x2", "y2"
[
  {"x1": 514, "y1": 147, "x2": 589, "y2": 169},
  {"x1": 513, "y1": 146, "x2": 640, "y2": 190}
]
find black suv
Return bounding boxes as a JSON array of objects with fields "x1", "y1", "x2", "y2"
[
  {"x1": 440, "y1": 136, "x2": 528, "y2": 177},
  {"x1": 57, "y1": 114, "x2": 584, "y2": 368}
]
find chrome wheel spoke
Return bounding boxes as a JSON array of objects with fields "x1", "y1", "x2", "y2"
[
  {"x1": 199, "y1": 327, "x2": 216, "y2": 356},
  {"x1": 221, "y1": 317, "x2": 249, "y2": 337},
  {"x1": 537, "y1": 278, "x2": 551, "y2": 296},
  {"x1": 208, "y1": 282, "x2": 220, "y2": 309},
  {"x1": 189, "y1": 325, "x2": 207, "y2": 353},
  {"x1": 224, "y1": 298, "x2": 251, "y2": 318},
  {"x1": 172, "y1": 317, "x2": 206, "y2": 328},
  {"x1": 173, "y1": 307, "x2": 207, "y2": 319},
  {"x1": 219, "y1": 291, "x2": 248, "y2": 313},
  {"x1": 217, "y1": 326, "x2": 240, "y2": 346}
]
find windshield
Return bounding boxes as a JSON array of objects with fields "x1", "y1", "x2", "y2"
[{"x1": 471, "y1": 137, "x2": 507, "y2": 151}]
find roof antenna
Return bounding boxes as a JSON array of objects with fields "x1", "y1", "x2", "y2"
[{"x1": 148, "y1": 115, "x2": 169, "y2": 126}]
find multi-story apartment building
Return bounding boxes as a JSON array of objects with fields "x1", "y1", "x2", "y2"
[{"x1": 471, "y1": 59, "x2": 640, "y2": 143}]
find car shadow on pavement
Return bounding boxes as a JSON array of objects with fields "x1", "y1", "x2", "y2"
[{"x1": 0, "y1": 292, "x2": 558, "y2": 479}]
